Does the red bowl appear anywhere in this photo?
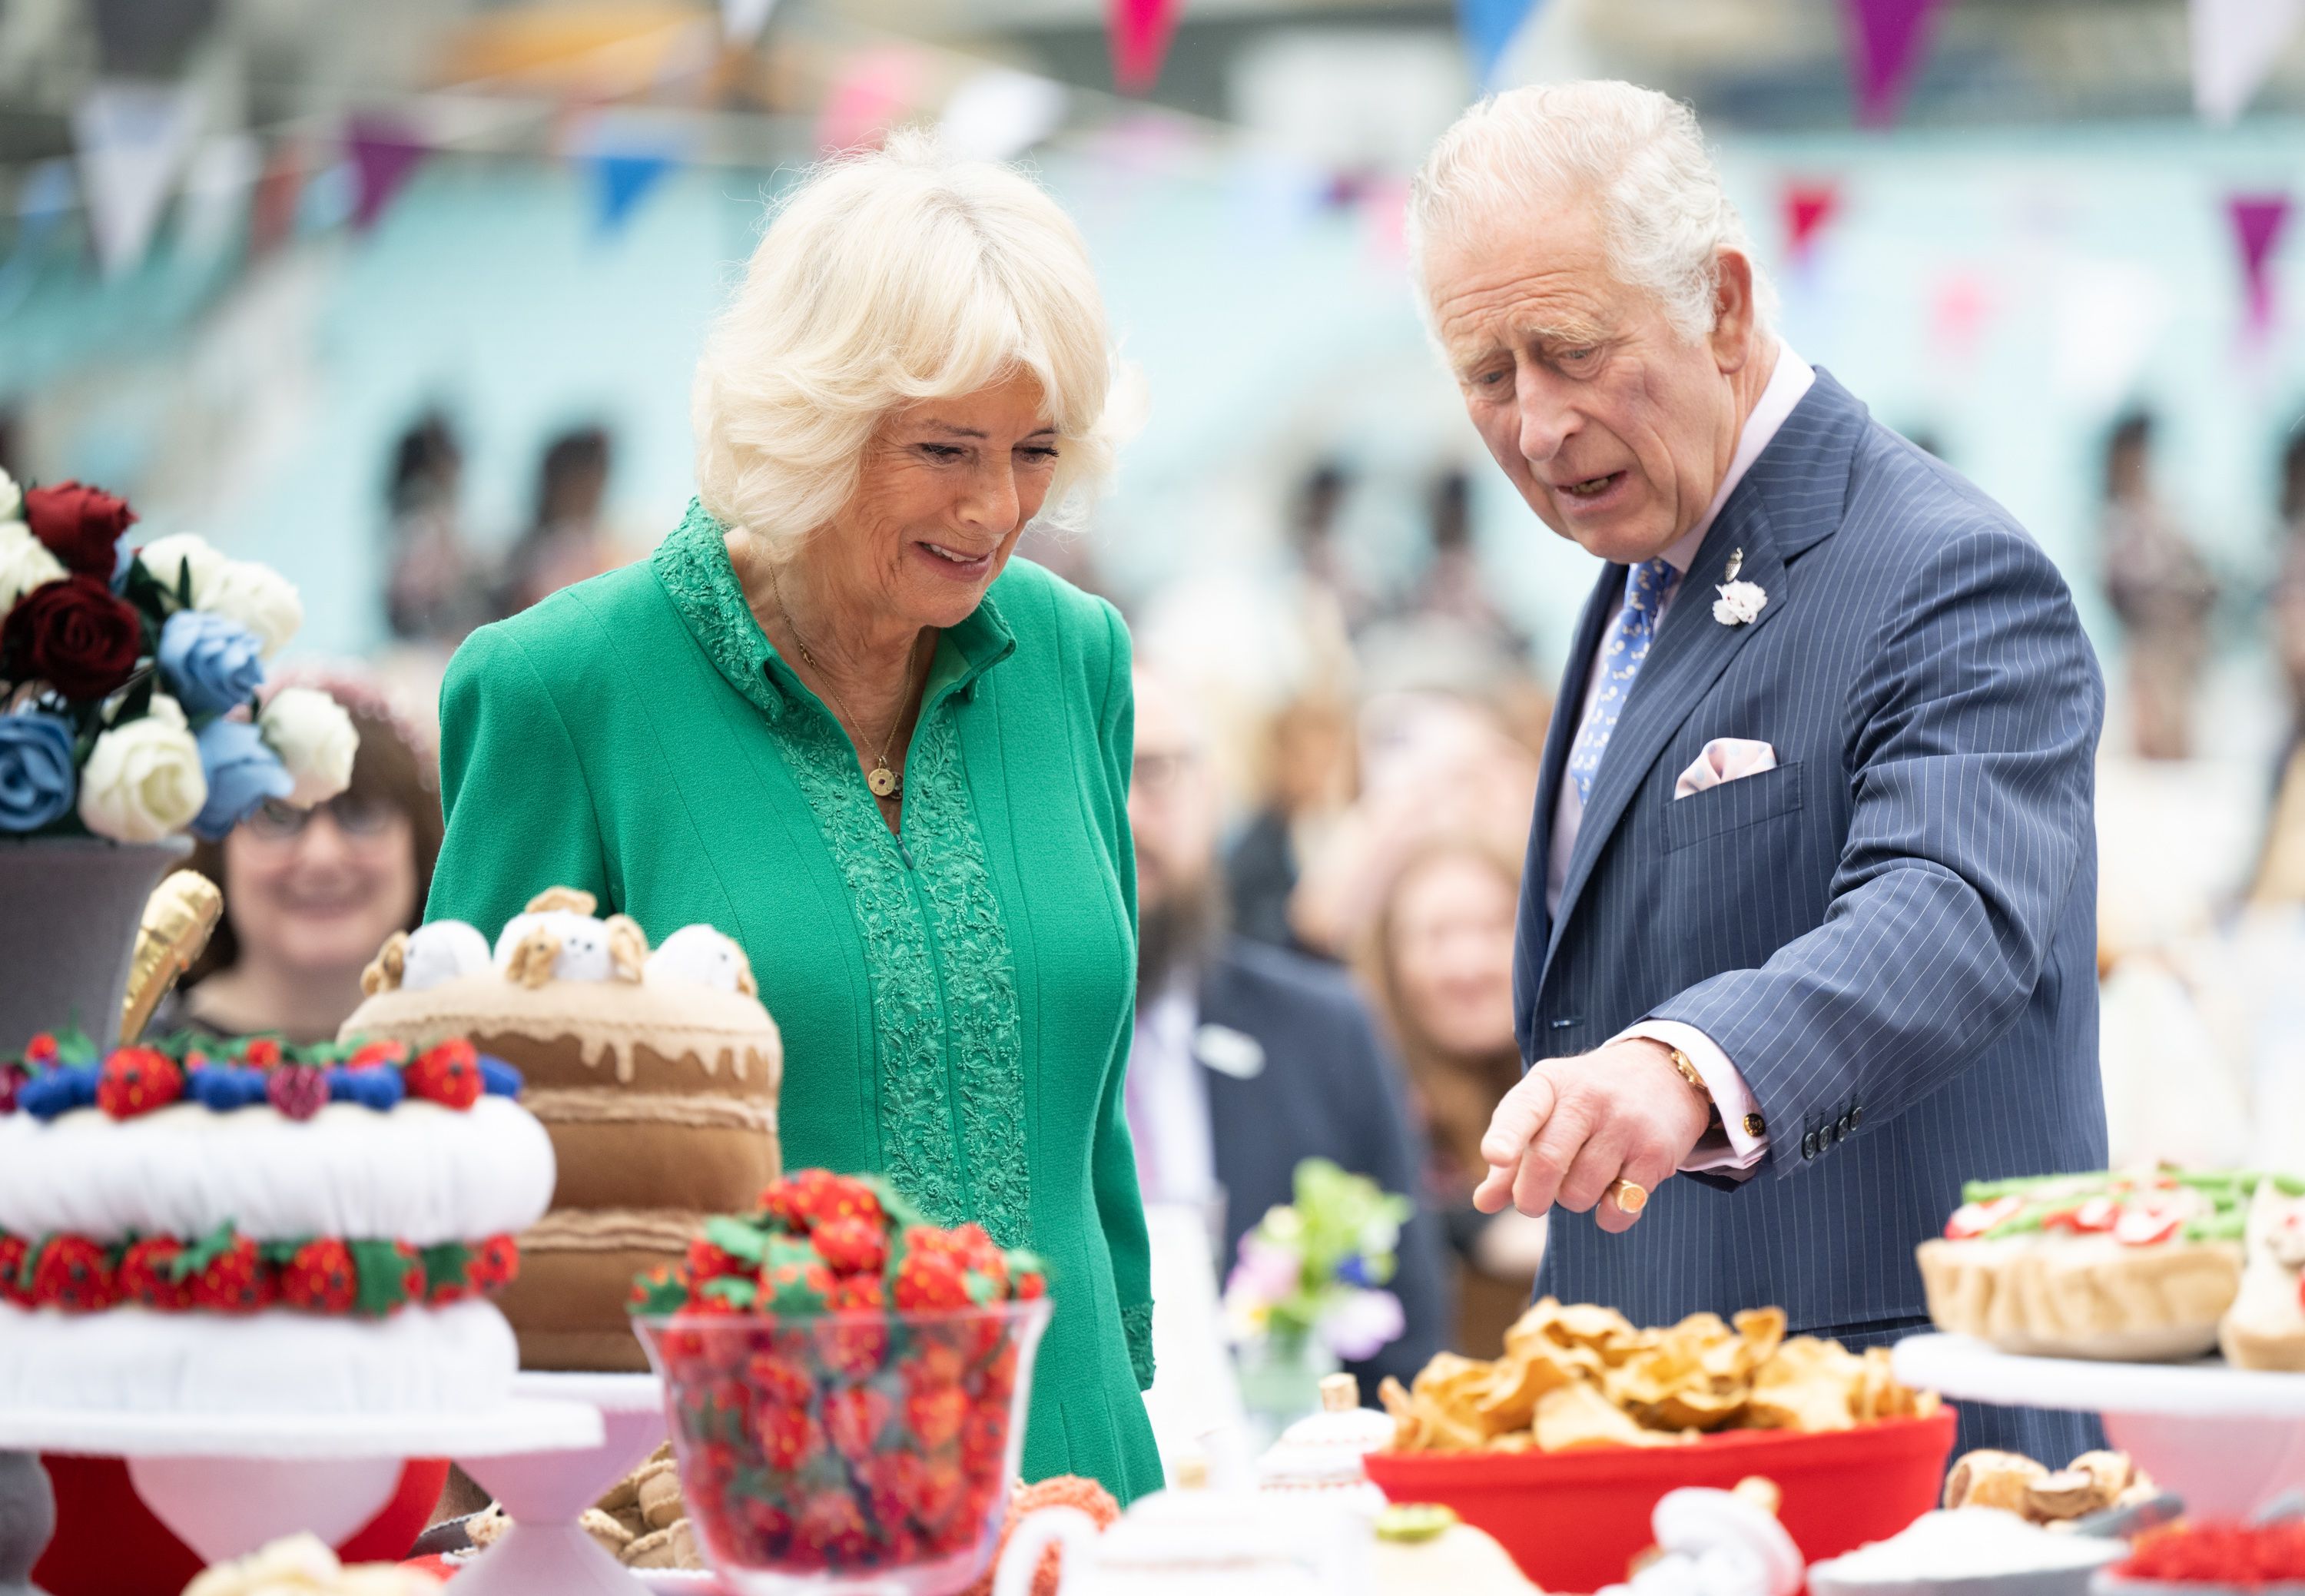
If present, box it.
[1364,1408,1957,1594]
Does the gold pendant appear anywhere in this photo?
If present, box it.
[867,763,899,798]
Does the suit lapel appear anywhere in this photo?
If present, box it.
[1543,485,1787,971]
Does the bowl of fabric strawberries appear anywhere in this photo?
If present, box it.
[629,1170,1055,1596]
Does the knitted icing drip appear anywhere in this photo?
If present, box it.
[650,503,1033,1249]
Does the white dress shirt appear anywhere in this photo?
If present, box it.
[1124,985,1220,1206]
[1543,343,1816,1176]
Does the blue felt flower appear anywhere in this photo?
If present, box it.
[20,1064,98,1120]
[478,1055,524,1098]
[191,717,294,842]
[158,609,266,718]
[0,710,77,834]
[327,1064,406,1111]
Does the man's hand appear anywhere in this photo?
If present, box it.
[1473,1040,1714,1233]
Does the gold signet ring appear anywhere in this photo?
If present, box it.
[1608,1178,1648,1215]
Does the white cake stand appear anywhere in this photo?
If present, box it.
[0,1401,601,1566]
[1894,1333,2305,1516]
[449,1372,670,1596]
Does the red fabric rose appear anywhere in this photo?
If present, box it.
[22,480,137,579]
[2,576,143,700]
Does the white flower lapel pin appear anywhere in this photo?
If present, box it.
[1713,549,1766,626]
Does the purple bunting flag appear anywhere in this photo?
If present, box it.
[347,115,427,233]
[1841,0,1948,128]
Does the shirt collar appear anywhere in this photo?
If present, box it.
[1659,340,1816,577]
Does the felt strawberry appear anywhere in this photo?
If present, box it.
[465,1233,519,1295]
[687,1231,755,1284]
[23,1033,58,1067]
[183,1230,265,1312]
[759,1170,884,1234]
[118,1237,192,1310]
[904,1379,968,1451]
[31,1236,118,1310]
[751,1398,824,1472]
[744,1349,815,1410]
[242,1037,284,1067]
[265,1063,328,1121]
[824,1384,893,1464]
[0,1233,31,1307]
[792,1488,873,1564]
[279,1239,358,1314]
[97,1047,183,1118]
[405,1039,482,1110]
[731,1495,795,1562]
[811,1215,887,1276]
[890,1236,972,1312]
[824,1272,889,1378]
[630,1266,693,1316]
[347,1039,410,1069]
[758,1236,834,1313]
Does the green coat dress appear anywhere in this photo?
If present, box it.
[426,500,1162,1503]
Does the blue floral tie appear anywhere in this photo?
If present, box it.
[1567,559,1679,805]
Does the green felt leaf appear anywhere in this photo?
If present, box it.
[257,1237,313,1268]
[700,1275,759,1311]
[421,1241,472,1295]
[704,1215,771,1265]
[628,1271,692,1316]
[51,1027,99,1068]
[348,1239,415,1317]
[169,1220,240,1282]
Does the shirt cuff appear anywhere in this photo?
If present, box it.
[1614,1019,1769,1176]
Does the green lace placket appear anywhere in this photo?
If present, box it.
[651,504,1034,1247]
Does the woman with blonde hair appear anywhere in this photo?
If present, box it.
[425,133,1159,1498]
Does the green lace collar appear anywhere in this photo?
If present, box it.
[651,499,1017,722]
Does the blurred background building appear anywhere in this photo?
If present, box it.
[4,0,2305,1355]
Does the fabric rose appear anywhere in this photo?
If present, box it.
[1712,579,1768,627]
[136,533,227,607]
[1,575,143,700]
[259,686,358,806]
[23,480,137,579]
[199,560,303,659]
[79,695,206,843]
[158,609,267,718]
[0,468,19,522]
[0,709,77,834]
[0,519,67,614]
[191,716,294,842]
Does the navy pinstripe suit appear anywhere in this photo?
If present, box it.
[1517,370,2107,1459]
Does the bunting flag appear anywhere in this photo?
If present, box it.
[178,132,259,258]
[2228,192,2293,338]
[2191,0,2305,124]
[71,79,202,276]
[346,115,428,232]
[940,69,1068,163]
[1840,0,1948,128]
[586,148,676,234]
[1109,0,1182,96]
[1456,0,1543,90]
[1782,180,1841,266]
[722,0,779,46]
[815,48,923,155]
[248,138,306,256]
[1927,269,1992,368]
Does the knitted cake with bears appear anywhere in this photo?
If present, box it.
[0,1026,555,1415]
[341,887,784,1372]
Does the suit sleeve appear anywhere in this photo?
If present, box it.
[427,622,612,930]
[1086,599,1156,1389]
[1650,527,2103,1180]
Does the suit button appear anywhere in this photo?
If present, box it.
[1834,1115,1849,1140]
[1802,1132,1817,1159]
[1849,1106,1863,1127]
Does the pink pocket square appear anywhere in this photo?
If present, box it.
[1674,738,1779,798]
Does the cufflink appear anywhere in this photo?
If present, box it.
[1743,1112,1766,1137]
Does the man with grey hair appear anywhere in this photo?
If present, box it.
[1418,81,2104,1459]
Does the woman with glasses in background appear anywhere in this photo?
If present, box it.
[153,674,441,1044]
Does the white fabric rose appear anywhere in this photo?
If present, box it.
[79,693,207,843]
[136,533,227,606]
[1712,579,1768,627]
[0,468,19,521]
[200,559,303,659]
[260,686,358,806]
[0,519,65,613]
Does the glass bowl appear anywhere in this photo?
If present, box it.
[633,1299,1052,1595]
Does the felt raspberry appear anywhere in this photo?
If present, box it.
[405,1039,482,1110]
[0,1233,31,1306]
[97,1047,183,1119]
[279,1239,357,1314]
[811,1214,888,1276]
[824,1272,889,1378]
[241,1037,284,1067]
[265,1063,329,1121]
[465,1233,519,1295]
[184,1232,264,1312]
[30,1236,118,1310]
[118,1237,192,1310]
[346,1039,410,1069]
[823,1384,893,1464]
[759,1170,884,1234]
[0,1064,23,1116]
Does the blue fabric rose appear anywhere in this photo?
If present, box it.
[159,609,266,717]
[0,710,78,834]
[191,716,293,842]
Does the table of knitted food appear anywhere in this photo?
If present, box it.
[0,1027,553,1415]
[1915,1168,2305,1363]
[340,887,784,1372]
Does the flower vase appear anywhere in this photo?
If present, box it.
[0,835,190,1053]
[1234,1334,1338,1454]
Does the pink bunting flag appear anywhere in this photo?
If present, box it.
[347,116,427,232]
[1783,181,1840,265]
[1840,0,1948,128]
[2228,192,2293,337]
[1109,0,1182,96]
[814,47,923,155]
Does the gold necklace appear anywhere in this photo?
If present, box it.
[768,568,904,800]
